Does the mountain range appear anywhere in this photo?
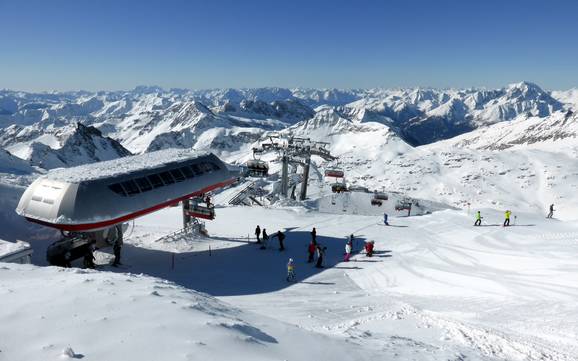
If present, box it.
[1,81,577,216]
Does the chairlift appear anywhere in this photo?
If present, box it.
[186,204,216,220]
[395,201,412,211]
[371,199,383,206]
[325,168,344,178]
[331,182,347,193]
[246,159,269,177]
[373,192,388,201]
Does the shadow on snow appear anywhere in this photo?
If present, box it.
[109,231,371,296]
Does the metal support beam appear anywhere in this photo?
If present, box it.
[182,199,191,228]
[299,155,311,201]
[281,154,289,197]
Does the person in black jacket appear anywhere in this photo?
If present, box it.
[112,237,123,266]
[276,230,286,251]
[260,229,269,250]
[255,225,261,243]
[547,204,555,219]
[311,227,317,243]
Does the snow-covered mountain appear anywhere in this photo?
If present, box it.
[0,148,34,175]
[343,82,563,145]
[1,122,131,169]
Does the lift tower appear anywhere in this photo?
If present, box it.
[252,135,337,200]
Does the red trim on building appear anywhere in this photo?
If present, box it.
[26,178,236,232]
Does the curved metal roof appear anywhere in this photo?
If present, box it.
[46,148,212,183]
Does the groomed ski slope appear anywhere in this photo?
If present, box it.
[1,205,577,360]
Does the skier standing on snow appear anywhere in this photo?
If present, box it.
[547,204,555,219]
[260,229,269,250]
[255,225,261,243]
[344,238,352,262]
[307,240,316,263]
[315,245,326,268]
[311,227,317,243]
[503,210,512,227]
[383,213,389,226]
[273,230,286,251]
[474,211,482,226]
[287,258,296,282]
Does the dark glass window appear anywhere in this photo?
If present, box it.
[159,171,175,184]
[108,183,127,196]
[180,166,194,179]
[191,164,203,175]
[170,168,185,182]
[148,174,164,188]
[121,180,140,195]
[200,162,212,173]
[135,177,152,192]
[209,162,220,171]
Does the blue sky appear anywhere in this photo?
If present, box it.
[1,0,577,91]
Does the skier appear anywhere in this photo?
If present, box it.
[83,242,96,269]
[311,227,317,243]
[112,237,123,266]
[547,204,555,219]
[474,211,482,226]
[255,225,261,243]
[364,240,374,257]
[260,229,269,250]
[274,230,286,251]
[205,194,212,208]
[315,245,326,268]
[503,210,512,227]
[383,213,389,226]
[307,240,316,263]
[344,238,352,262]
[286,258,296,282]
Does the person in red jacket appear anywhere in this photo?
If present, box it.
[365,240,374,257]
[307,240,316,263]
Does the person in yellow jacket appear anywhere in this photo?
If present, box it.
[503,210,512,227]
[474,211,482,226]
[286,258,296,282]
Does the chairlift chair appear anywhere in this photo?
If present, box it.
[246,159,269,177]
[395,201,412,211]
[371,199,383,206]
[373,192,388,201]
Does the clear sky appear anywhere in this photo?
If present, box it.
[1,0,577,91]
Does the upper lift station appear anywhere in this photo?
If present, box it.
[16,149,238,265]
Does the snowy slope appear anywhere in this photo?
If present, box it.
[85,205,578,361]
[0,263,381,361]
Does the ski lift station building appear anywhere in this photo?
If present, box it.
[16,149,238,232]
